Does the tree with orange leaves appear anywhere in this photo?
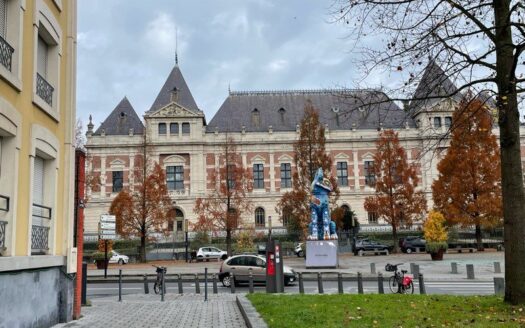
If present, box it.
[364,129,427,253]
[193,137,253,256]
[432,97,502,250]
[109,162,172,262]
[276,101,340,239]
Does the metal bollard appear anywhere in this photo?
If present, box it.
[204,268,208,302]
[248,270,254,294]
[418,273,426,295]
[357,272,364,294]
[412,264,420,278]
[466,264,475,279]
[178,274,183,294]
[317,272,324,294]
[212,274,218,294]
[298,272,304,294]
[337,273,344,294]
[494,262,501,274]
[370,263,376,274]
[118,269,122,302]
[143,274,149,294]
[451,262,458,274]
[161,270,165,302]
[195,274,200,294]
[377,273,384,294]
[494,277,505,296]
[230,274,236,293]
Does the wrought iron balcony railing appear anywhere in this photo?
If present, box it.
[0,220,7,251]
[0,35,14,72]
[31,203,52,254]
[0,194,9,212]
[36,73,54,107]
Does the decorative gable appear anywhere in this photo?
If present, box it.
[147,103,202,118]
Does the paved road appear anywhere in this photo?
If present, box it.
[87,279,496,299]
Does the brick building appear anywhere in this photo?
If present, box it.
[84,61,525,238]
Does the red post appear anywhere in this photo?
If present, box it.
[73,150,86,320]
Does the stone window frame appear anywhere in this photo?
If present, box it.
[158,122,167,135]
[28,124,59,256]
[363,159,376,188]
[254,207,265,228]
[32,0,62,121]
[280,162,292,189]
[0,0,23,91]
[164,155,186,191]
[0,98,20,256]
[336,161,348,187]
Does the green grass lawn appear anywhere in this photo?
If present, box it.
[247,294,525,327]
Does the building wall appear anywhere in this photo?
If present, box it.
[0,0,77,325]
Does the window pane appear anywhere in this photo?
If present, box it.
[444,116,452,128]
[255,207,265,227]
[166,166,175,190]
[170,123,179,135]
[280,163,291,188]
[158,123,167,135]
[433,117,442,128]
[112,171,123,192]
[37,36,48,77]
[175,165,184,190]
[176,220,183,231]
[368,212,378,224]
[336,162,348,186]
[253,164,264,189]
[364,161,375,187]
[182,123,190,134]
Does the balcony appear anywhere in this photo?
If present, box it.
[0,220,6,251]
[31,203,52,255]
[0,35,14,72]
[36,73,54,107]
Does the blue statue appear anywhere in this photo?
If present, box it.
[308,168,338,240]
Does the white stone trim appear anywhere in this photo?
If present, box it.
[0,255,65,272]
[0,0,24,91]
[277,154,293,162]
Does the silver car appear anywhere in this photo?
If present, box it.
[218,254,296,287]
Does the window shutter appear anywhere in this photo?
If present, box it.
[33,156,45,225]
[37,36,48,77]
[0,0,6,39]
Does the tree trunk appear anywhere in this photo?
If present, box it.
[392,224,399,253]
[475,224,484,251]
[226,229,232,256]
[140,235,146,263]
[494,0,525,304]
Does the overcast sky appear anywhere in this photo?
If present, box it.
[76,0,387,128]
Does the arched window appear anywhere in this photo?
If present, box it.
[255,207,265,228]
[282,206,292,227]
[278,107,286,123]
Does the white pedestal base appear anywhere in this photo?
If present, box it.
[306,240,338,269]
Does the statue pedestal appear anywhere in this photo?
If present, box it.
[306,240,338,269]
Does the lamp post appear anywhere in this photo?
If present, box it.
[268,215,272,241]
[184,219,189,263]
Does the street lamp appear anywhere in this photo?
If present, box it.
[268,215,272,241]
[184,219,189,263]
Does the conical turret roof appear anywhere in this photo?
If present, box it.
[147,65,199,113]
[94,97,144,135]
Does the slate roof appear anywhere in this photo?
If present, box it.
[409,61,461,115]
[146,65,200,114]
[94,97,144,135]
[206,89,415,133]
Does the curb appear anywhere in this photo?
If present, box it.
[236,294,268,328]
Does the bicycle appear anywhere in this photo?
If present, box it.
[385,263,414,294]
[152,265,167,294]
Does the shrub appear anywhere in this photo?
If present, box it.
[424,210,448,252]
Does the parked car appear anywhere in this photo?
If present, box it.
[354,239,390,256]
[294,243,305,257]
[196,247,228,261]
[399,236,426,253]
[218,254,296,287]
[109,250,129,265]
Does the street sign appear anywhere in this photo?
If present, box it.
[99,234,116,240]
[100,222,116,230]
[100,215,116,223]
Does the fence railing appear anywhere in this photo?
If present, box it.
[31,203,52,254]
[0,220,7,250]
[0,194,9,212]
[0,35,14,72]
[36,73,54,106]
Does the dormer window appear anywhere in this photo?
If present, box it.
[278,108,286,123]
[252,108,260,127]
[170,87,178,103]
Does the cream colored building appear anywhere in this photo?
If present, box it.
[0,0,77,325]
[85,61,525,239]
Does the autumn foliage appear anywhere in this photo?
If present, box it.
[276,101,340,238]
[432,97,502,250]
[423,210,448,253]
[109,162,172,262]
[193,137,253,256]
[364,130,427,252]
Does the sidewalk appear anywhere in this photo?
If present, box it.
[53,294,247,328]
[88,252,505,281]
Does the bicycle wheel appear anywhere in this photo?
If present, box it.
[388,276,399,293]
[153,282,161,294]
[401,281,414,294]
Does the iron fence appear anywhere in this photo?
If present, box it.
[0,194,8,212]
[0,220,7,250]
[36,73,54,106]
[0,35,14,71]
[31,203,52,254]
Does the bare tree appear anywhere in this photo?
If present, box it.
[334,0,525,304]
